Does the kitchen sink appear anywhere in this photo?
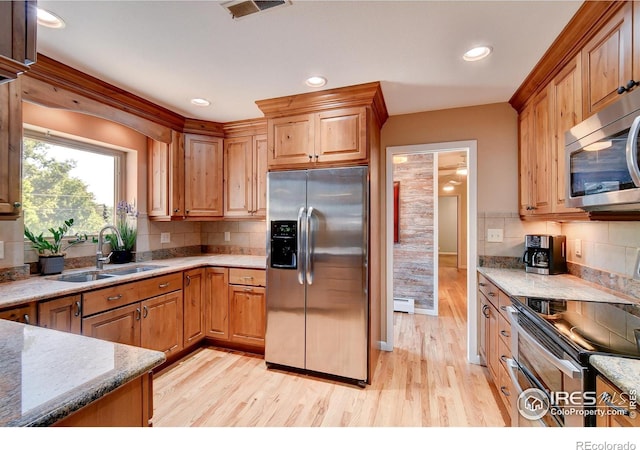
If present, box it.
[105,265,167,276]
[51,271,118,283]
[49,265,167,282]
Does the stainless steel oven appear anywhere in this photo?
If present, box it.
[505,304,586,427]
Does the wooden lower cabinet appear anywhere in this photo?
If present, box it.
[205,267,229,340]
[183,268,205,347]
[596,375,640,427]
[228,284,266,347]
[82,291,183,358]
[54,372,153,427]
[38,295,81,334]
[0,302,36,325]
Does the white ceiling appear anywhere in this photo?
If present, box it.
[36,0,583,123]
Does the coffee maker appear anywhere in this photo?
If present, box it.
[523,235,567,275]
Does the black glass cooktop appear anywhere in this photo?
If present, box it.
[511,296,640,361]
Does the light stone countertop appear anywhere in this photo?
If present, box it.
[477,267,636,304]
[590,355,640,398]
[0,319,165,426]
[0,254,266,310]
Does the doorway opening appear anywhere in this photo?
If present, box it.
[385,141,479,363]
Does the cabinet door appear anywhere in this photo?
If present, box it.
[184,134,223,217]
[205,267,229,340]
[0,302,36,324]
[0,1,36,81]
[0,80,22,218]
[183,268,205,347]
[169,130,185,219]
[518,103,535,216]
[253,134,268,217]
[148,138,169,219]
[82,303,141,347]
[552,55,583,214]
[596,375,640,427]
[267,114,314,168]
[478,295,488,365]
[38,295,82,334]
[315,107,367,164]
[224,136,252,217]
[141,291,184,357]
[486,301,499,383]
[229,285,266,348]
[582,2,632,118]
[531,85,553,215]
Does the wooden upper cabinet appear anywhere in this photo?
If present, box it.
[38,295,82,335]
[531,85,553,215]
[169,131,185,219]
[581,2,633,118]
[315,107,367,164]
[224,134,267,218]
[0,1,37,83]
[0,79,22,219]
[148,138,170,219]
[268,114,315,168]
[184,134,223,218]
[552,55,584,214]
[518,103,534,216]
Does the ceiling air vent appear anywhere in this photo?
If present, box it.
[222,1,290,20]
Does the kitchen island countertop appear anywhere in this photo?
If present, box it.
[0,319,165,426]
[590,355,640,398]
[0,254,266,310]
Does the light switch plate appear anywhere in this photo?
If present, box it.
[575,239,582,257]
[224,231,231,242]
[160,232,170,244]
[487,229,503,243]
[0,241,4,259]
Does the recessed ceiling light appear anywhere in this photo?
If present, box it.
[190,98,211,107]
[305,76,327,88]
[36,8,66,29]
[456,166,468,176]
[463,45,492,62]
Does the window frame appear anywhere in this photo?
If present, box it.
[22,129,126,235]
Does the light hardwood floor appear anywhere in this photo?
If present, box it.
[153,266,506,427]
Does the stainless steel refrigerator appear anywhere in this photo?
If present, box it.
[265,166,369,383]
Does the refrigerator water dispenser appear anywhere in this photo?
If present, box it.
[270,220,297,269]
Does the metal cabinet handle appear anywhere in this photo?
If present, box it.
[136,307,141,321]
[173,208,180,213]
[308,155,313,160]
[159,282,170,288]
[143,306,148,318]
[601,392,632,416]
[74,301,81,317]
[482,304,490,318]
[244,287,253,292]
[185,275,191,287]
[107,294,123,301]
[479,282,487,287]
[500,355,509,363]
[500,330,510,338]
[500,386,511,397]
[500,305,508,312]
[13,202,21,208]
[23,314,30,325]
[488,292,496,297]
[314,154,319,160]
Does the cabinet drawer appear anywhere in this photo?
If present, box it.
[229,268,265,287]
[478,274,499,307]
[498,313,511,351]
[498,332,512,370]
[83,273,183,317]
[0,303,37,325]
[498,359,515,425]
[137,273,182,300]
[498,291,512,320]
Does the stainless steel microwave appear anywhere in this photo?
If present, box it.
[565,88,640,211]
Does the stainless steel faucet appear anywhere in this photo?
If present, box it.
[96,225,124,269]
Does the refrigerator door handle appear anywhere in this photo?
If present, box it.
[306,206,315,285]
[297,206,306,285]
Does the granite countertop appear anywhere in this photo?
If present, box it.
[477,267,636,304]
[590,355,640,398]
[0,254,266,310]
[0,320,165,426]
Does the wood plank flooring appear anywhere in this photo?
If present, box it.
[153,265,506,427]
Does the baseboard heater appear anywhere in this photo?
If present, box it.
[393,297,415,314]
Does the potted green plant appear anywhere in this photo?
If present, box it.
[105,200,137,264]
[24,218,88,275]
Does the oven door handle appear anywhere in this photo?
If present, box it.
[626,115,640,188]
[506,306,583,380]
[503,356,554,427]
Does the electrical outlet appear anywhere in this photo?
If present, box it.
[160,232,170,244]
[224,231,231,242]
[575,239,582,257]
[487,229,503,243]
[0,241,4,259]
